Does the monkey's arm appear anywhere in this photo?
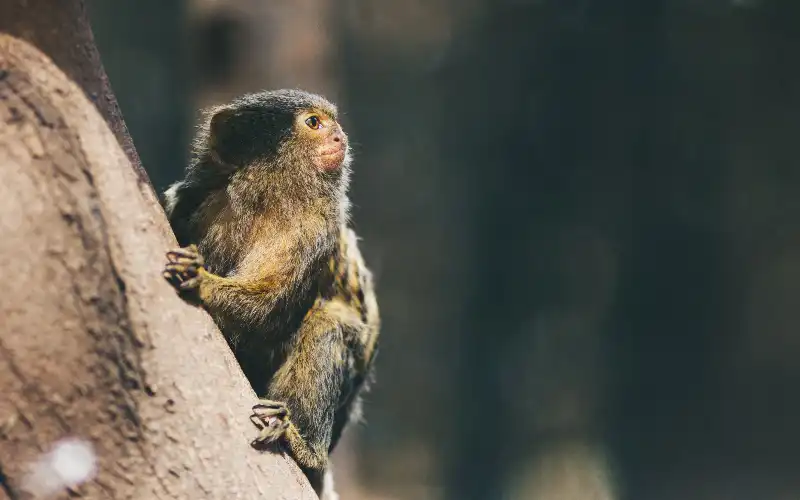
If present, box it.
[163,244,289,327]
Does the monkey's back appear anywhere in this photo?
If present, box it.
[325,227,380,450]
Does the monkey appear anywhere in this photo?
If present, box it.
[160,89,380,497]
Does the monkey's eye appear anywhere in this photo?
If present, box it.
[305,115,322,130]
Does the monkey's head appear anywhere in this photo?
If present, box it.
[196,89,352,204]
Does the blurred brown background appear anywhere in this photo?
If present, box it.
[87,1,800,499]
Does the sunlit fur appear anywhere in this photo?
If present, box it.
[163,89,379,496]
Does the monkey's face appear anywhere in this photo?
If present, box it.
[208,90,350,181]
[293,109,349,173]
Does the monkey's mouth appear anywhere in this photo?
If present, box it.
[316,147,346,171]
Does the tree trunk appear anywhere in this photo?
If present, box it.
[0,32,314,500]
[0,0,148,191]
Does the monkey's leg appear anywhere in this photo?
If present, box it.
[250,303,346,475]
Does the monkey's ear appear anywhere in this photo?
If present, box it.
[208,107,245,166]
[206,105,284,167]
[209,107,236,135]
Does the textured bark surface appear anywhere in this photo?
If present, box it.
[0,0,147,190]
[0,34,315,499]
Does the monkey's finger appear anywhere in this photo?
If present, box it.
[167,247,203,262]
[169,243,198,254]
[163,262,190,273]
[251,422,288,447]
[249,414,266,430]
[164,262,199,275]
[166,254,201,267]
[252,399,289,417]
[179,277,202,290]
[166,254,201,266]
[253,398,286,408]
[166,250,188,262]
[162,269,186,284]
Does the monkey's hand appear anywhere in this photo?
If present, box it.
[163,244,206,305]
[250,399,291,447]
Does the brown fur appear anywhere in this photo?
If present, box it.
[161,89,380,496]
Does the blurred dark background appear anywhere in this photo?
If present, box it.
[87,1,800,499]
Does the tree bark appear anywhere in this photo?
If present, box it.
[0,33,314,500]
[0,0,149,195]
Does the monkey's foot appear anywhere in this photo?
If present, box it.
[250,399,290,448]
[163,244,205,299]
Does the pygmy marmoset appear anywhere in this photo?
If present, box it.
[161,89,380,496]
